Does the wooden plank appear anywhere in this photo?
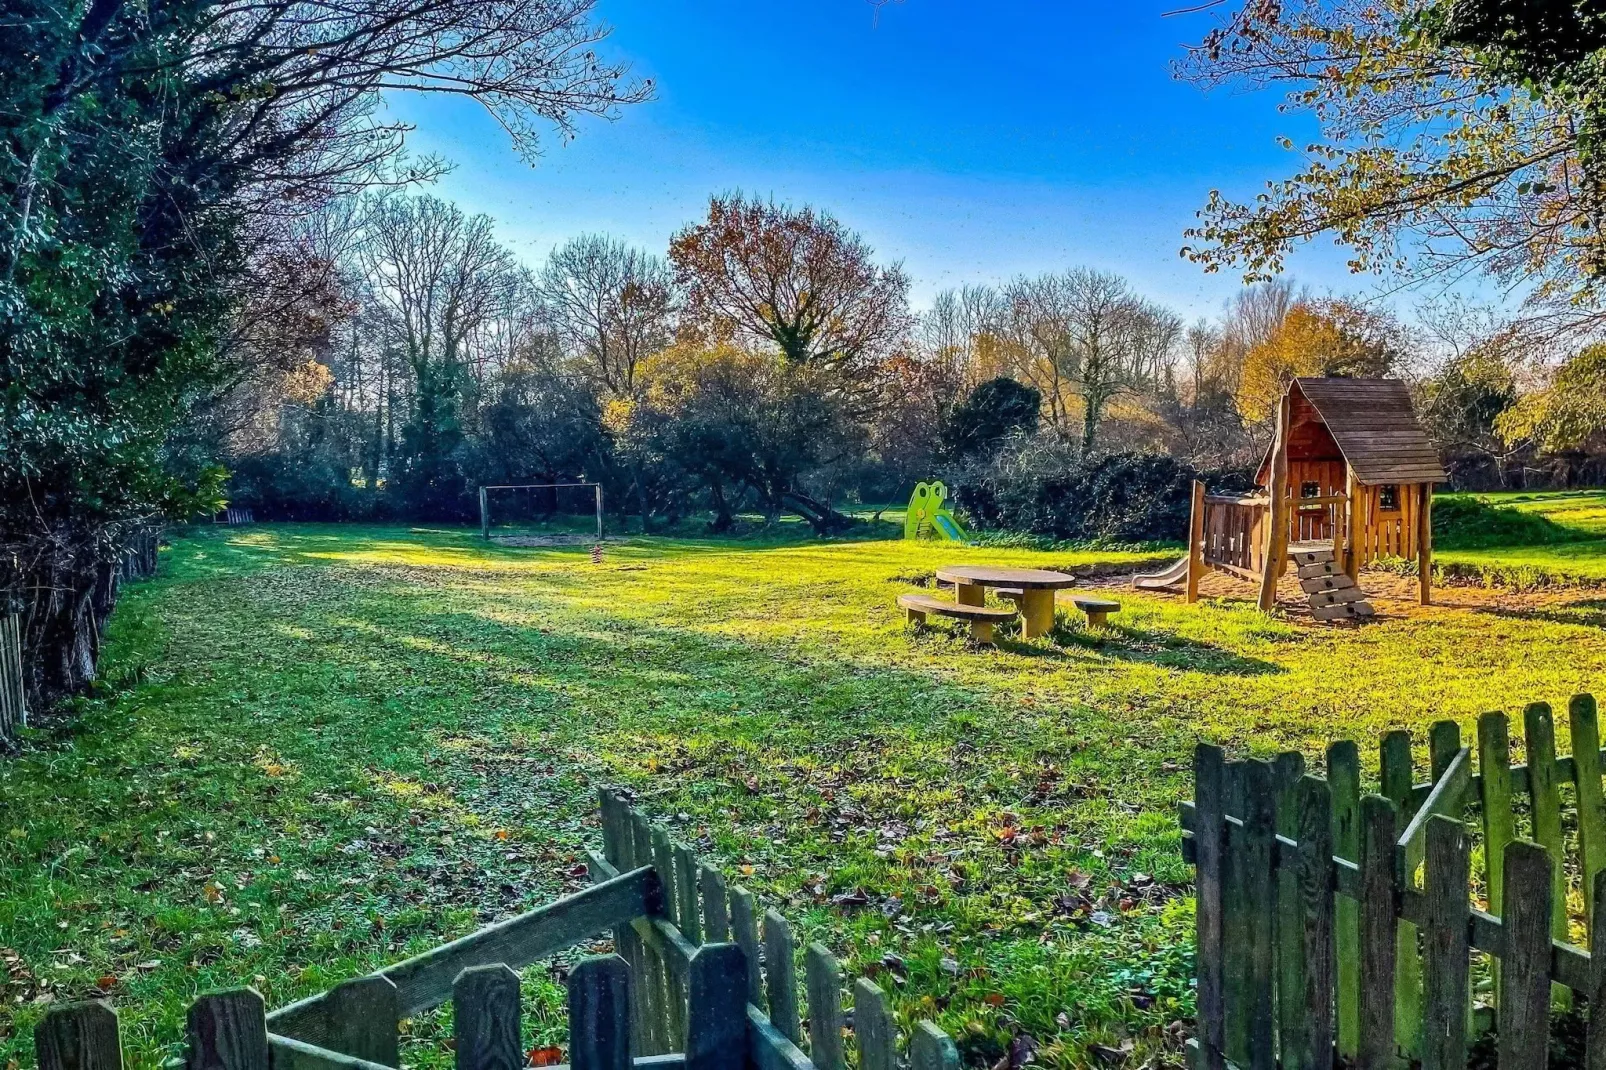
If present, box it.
[1289,775,1334,1070]
[454,964,522,1070]
[188,989,269,1070]
[1357,795,1398,1070]
[1329,740,1362,1060]
[1187,480,1204,604]
[1380,732,1421,1063]
[686,946,746,1070]
[598,796,648,1055]
[1479,711,1515,1005]
[266,1035,396,1070]
[1499,840,1554,1069]
[1524,701,1570,1006]
[909,1023,959,1070]
[1234,760,1276,1068]
[1299,571,1354,591]
[745,1006,813,1070]
[804,944,846,1070]
[728,886,764,1006]
[632,813,668,1056]
[699,867,730,943]
[35,1001,123,1070]
[324,976,399,1068]
[1573,695,1606,933]
[567,957,629,1070]
[1259,391,1292,611]
[1587,869,1606,1069]
[762,910,801,1044]
[1193,744,1226,1070]
[1418,483,1433,605]
[270,866,656,1025]
[852,980,895,1070]
[1421,817,1469,1070]
[674,844,702,946]
[1312,601,1375,621]
[1310,586,1368,607]
[1273,752,1307,1067]
[651,827,686,1050]
[1397,748,1470,881]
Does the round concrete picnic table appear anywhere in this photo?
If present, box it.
[934,565,1076,638]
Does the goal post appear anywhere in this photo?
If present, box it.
[480,482,604,541]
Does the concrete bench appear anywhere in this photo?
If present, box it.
[1071,597,1122,627]
[898,594,1017,645]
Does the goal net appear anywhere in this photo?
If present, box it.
[480,483,604,544]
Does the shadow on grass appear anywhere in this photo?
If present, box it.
[980,616,1283,677]
[1460,598,1606,631]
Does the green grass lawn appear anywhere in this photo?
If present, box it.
[1436,489,1606,583]
[6,525,1606,1069]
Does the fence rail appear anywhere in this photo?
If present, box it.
[1182,693,1606,1068]
[33,790,964,1070]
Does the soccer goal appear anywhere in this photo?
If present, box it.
[479,483,604,544]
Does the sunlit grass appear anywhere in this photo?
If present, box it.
[1437,489,1606,582]
[4,524,1606,1068]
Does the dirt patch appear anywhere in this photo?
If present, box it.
[490,534,612,548]
[1079,564,1606,627]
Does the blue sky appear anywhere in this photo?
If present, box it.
[382,0,1369,319]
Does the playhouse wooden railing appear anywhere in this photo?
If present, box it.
[33,790,964,1070]
[1200,494,1270,582]
[1180,694,1606,1069]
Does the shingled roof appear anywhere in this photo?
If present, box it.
[1288,377,1447,485]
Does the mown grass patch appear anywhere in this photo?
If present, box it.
[4,525,1606,1068]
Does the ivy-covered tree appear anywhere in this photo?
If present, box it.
[0,0,647,713]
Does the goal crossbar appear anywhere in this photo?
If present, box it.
[479,482,604,541]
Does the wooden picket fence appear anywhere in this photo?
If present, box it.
[217,508,254,526]
[0,602,26,743]
[31,789,964,1070]
[1181,693,1606,1068]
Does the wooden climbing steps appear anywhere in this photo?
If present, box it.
[1289,544,1375,621]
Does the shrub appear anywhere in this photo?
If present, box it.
[951,438,1251,543]
[1431,496,1588,550]
[941,377,1040,461]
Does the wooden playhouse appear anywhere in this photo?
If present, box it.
[1135,377,1447,619]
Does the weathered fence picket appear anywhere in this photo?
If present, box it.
[1184,691,1606,1066]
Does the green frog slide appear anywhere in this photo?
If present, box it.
[1131,555,1189,590]
[904,481,969,542]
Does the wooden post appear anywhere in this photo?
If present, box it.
[1187,480,1205,605]
[324,975,400,1067]
[1291,776,1334,1070]
[455,965,523,1070]
[699,866,730,943]
[567,956,630,1070]
[1477,712,1514,1005]
[910,1023,960,1070]
[805,945,846,1070]
[1193,745,1226,1070]
[1258,391,1292,612]
[187,989,269,1070]
[479,487,490,539]
[1421,817,1469,1070]
[1499,841,1554,1068]
[852,980,895,1070]
[685,945,746,1070]
[1357,795,1399,1070]
[1328,741,1362,1061]
[1573,695,1606,932]
[1524,702,1570,1007]
[1380,732,1422,1062]
[1418,483,1433,605]
[35,1001,123,1070]
[1345,468,1364,580]
[762,909,801,1043]
[728,886,764,1006]
[1587,869,1606,1066]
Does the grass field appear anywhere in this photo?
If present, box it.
[1436,489,1606,582]
[6,524,1606,1069]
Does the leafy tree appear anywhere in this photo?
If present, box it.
[1498,343,1606,454]
[540,235,677,402]
[941,377,1041,461]
[669,194,912,378]
[1178,0,1604,327]
[1236,299,1404,421]
[994,268,1181,456]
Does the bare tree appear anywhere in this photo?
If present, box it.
[540,234,677,401]
[995,268,1182,455]
[918,285,1003,387]
[669,194,912,377]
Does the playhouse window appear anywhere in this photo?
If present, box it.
[1378,484,1400,511]
[1300,481,1321,499]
